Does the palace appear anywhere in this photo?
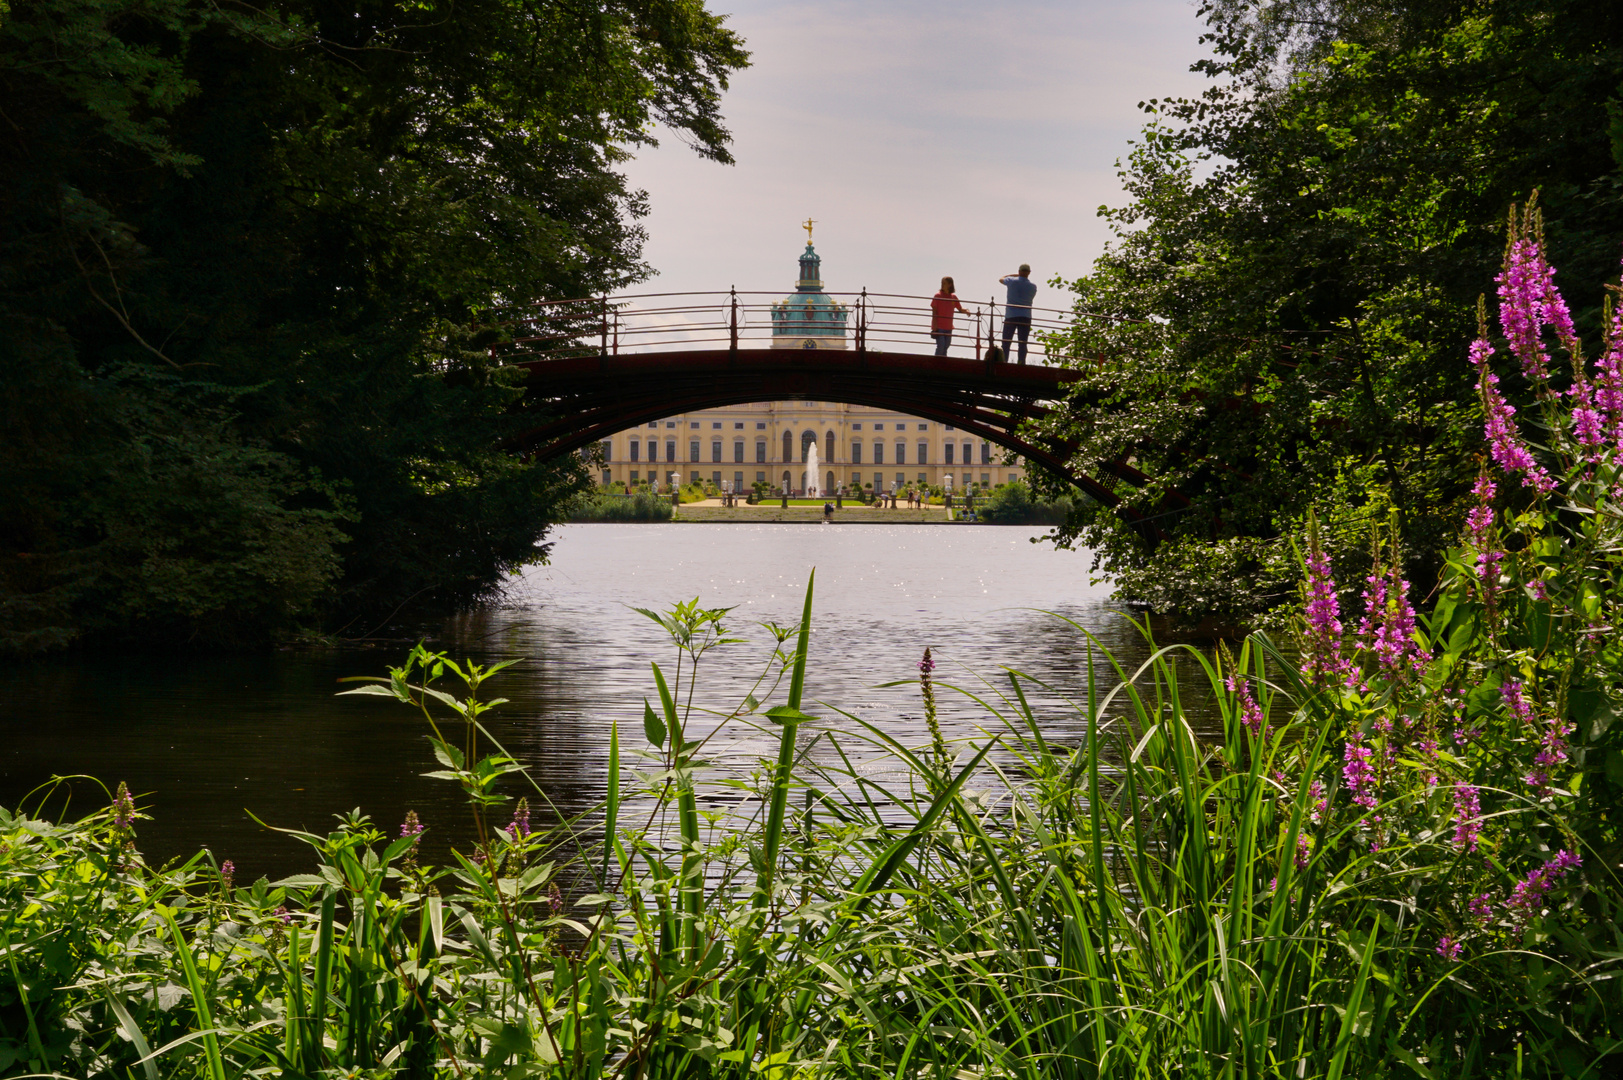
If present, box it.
[590,236,1025,494]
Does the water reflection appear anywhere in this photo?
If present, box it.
[0,524,1218,879]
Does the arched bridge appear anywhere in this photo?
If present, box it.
[495,291,1187,537]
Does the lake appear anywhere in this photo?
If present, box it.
[0,524,1218,879]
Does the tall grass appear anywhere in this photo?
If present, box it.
[2,570,1615,1077]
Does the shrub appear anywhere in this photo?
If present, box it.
[565,491,674,522]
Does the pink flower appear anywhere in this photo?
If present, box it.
[1435,936,1463,962]
[1468,893,1495,923]
[1505,850,1582,929]
[1225,672,1266,737]
[1343,739,1377,810]
[1359,566,1429,678]
[1308,779,1327,823]
[1451,784,1482,852]
[1501,681,1535,726]
[1302,545,1352,685]
[1473,338,1556,493]
[1497,238,1553,383]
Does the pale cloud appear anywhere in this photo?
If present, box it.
[618,0,1215,303]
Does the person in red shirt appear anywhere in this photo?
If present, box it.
[930,276,969,356]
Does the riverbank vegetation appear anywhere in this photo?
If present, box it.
[1037,0,1623,623]
[567,491,677,523]
[4,250,1619,1076]
[0,0,748,655]
[974,480,1079,525]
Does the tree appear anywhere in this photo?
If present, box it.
[0,0,749,651]
[1035,0,1623,621]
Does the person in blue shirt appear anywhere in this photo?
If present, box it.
[997,264,1037,364]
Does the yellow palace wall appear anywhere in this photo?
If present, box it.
[582,402,1025,491]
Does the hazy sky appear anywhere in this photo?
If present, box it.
[618,0,1215,306]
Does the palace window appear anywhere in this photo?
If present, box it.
[917,442,928,464]
[690,422,700,429]
[689,440,700,461]
[895,441,906,465]
[873,442,884,464]
[630,441,640,462]
[734,471,744,486]
[800,430,816,462]
[980,442,991,464]
[945,425,954,431]
[648,421,658,428]
[667,422,677,428]
[782,431,793,462]
[756,440,767,463]
[962,442,973,463]
[711,440,722,463]
[918,424,928,431]
[944,444,954,465]
[734,422,744,429]
[852,423,862,430]
[712,471,722,483]
[756,471,766,482]
[666,440,676,461]
[851,441,862,464]
[825,430,835,463]
[873,423,884,431]
[756,422,766,429]
[733,440,744,463]
[981,473,990,485]
[712,422,722,429]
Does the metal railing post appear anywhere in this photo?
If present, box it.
[858,287,867,352]
[613,306,620,355]
[729,286,738,354]
[600,296,609,357]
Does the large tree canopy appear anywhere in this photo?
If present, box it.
[0,0,748,652]
[1036,0,1623,621]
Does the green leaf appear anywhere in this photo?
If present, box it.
[643,699,666,748]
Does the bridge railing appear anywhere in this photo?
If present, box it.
[492,290,1098,365]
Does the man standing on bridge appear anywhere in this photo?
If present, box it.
[997,264,1037,364]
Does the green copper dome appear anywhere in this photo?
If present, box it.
[772,242,848,343]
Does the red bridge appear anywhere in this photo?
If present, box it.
[496,291,1183,537]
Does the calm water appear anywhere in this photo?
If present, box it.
[0,524,1215,879]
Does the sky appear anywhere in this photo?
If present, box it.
[618,0,1217,305]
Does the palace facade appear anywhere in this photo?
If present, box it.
[588,239,1025,493]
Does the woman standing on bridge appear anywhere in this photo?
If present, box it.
[930,276,969,356]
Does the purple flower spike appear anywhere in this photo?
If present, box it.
[1435,936,1463,962]
[111,782,136,831]
[1342,739,1377,811]
[1225,672,1266,737]
[1505,850,1582,929]
[1451,784,1482,852]
[1497,238,1554,383]
[1473,338,1556,493]
[1302,544,1352,685]
[508,798,531,840]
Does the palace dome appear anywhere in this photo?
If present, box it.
[771,242,849,349]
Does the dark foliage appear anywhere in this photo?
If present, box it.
[1035,0,1623,621]
[0,0,748,652]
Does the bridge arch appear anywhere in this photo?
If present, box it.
[504,347,1185,541]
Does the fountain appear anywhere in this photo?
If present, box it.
[803,441,822,497]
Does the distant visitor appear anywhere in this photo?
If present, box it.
[998,264,1037,364]
[930,276,969,356]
